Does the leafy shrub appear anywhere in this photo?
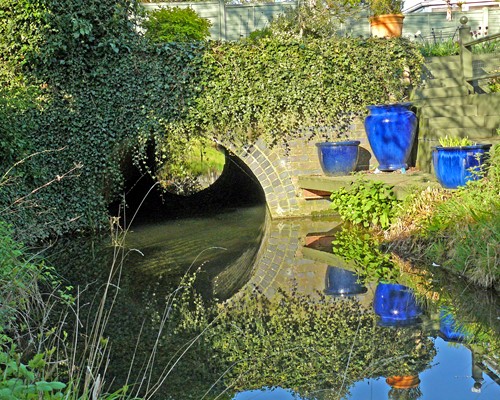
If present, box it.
[329,180,400,229]
[256,1,362,40]
[0,0,207,241]
[183,37,423,147]
[0,341,66,400]
[423,144,500,288]
[203,287,435,396]
[143,7,211,42]
[438,135,473,147]
[488,70,500,93]
[0,221,40,332]
[368,0,404,16]
[392,143,500,289]
[332,226,399,282]
[417,38,460,57]
[0,1,423,242]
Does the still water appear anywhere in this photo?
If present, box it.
[49,204,500,400]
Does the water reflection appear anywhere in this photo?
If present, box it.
[324,266,367,297]
[373,283,423,327]
[45,206,499,400]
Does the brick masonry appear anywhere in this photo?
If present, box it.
[223,117,373,218]
[231,213,376,309]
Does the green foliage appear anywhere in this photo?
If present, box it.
[185,37,423,146]
[263,1,362,40]
[142,6,212,43]
[438,135,473,147]
[203,287,435,396]
[368,0,404,16]
[248,27,273,42]
[0,0,207,241]
[417,38,460,57]
[0,219,74,344]
[488,70,500,93]
[0,84,38,167]
[0,0,422,242]
[0,221,41,332]
[329,180,400,229]
[417,36,499,57]
[0,341,66,400]
[332,226,399,282]
[403,144,500,288]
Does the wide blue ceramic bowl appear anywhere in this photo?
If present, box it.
[432,144,491,189]
[316,141,360,176]
[439,308,469,342]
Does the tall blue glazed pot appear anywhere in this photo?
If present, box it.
[324,266,367,296]
[432,144,491,189]
[373,283,422,326]
[364,103,417,171]
[316,141,360,176]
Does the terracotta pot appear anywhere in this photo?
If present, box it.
[369,14,405,38]
[386,375,420,389]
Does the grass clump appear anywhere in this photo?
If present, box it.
[418,38,460,57]
[390,143,500,289]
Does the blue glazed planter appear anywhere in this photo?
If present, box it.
[324,266,367,296]
[439,308,469,342]
[373,283,422,326]
[364,103,417,171]
[316,141,360,176]
[432,144,492,189]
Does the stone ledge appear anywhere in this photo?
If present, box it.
[297,170,441,201]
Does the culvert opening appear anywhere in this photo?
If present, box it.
[116,147,266,222]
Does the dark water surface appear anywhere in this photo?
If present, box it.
[48,204,500,400]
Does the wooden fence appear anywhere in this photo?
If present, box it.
[140,2,500,41]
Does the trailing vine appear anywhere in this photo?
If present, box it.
[175,37,423,147]
[0,0,423,242]
[0,1,206,241]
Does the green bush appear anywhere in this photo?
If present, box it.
[0,341,66,400]
[0,221,40,332]
[395,142,500,289]
[143,7,212,43]
[0,0,207,242]
[0,1,423,242]
[332,226,399,282]
[423,144,500,288]
[417,38,460,57]
[180,37,423,147]
[259,1,363,40]
[329,180,400,229]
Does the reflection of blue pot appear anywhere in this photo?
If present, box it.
[364,103,417,171]
[316,141,360,176]
[324,266,367,296]
[439,308,469,342]
[432,144,491,189]
[373,283,422,326]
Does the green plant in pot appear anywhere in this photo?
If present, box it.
[432,136,492,189]
[368,0,405,38]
